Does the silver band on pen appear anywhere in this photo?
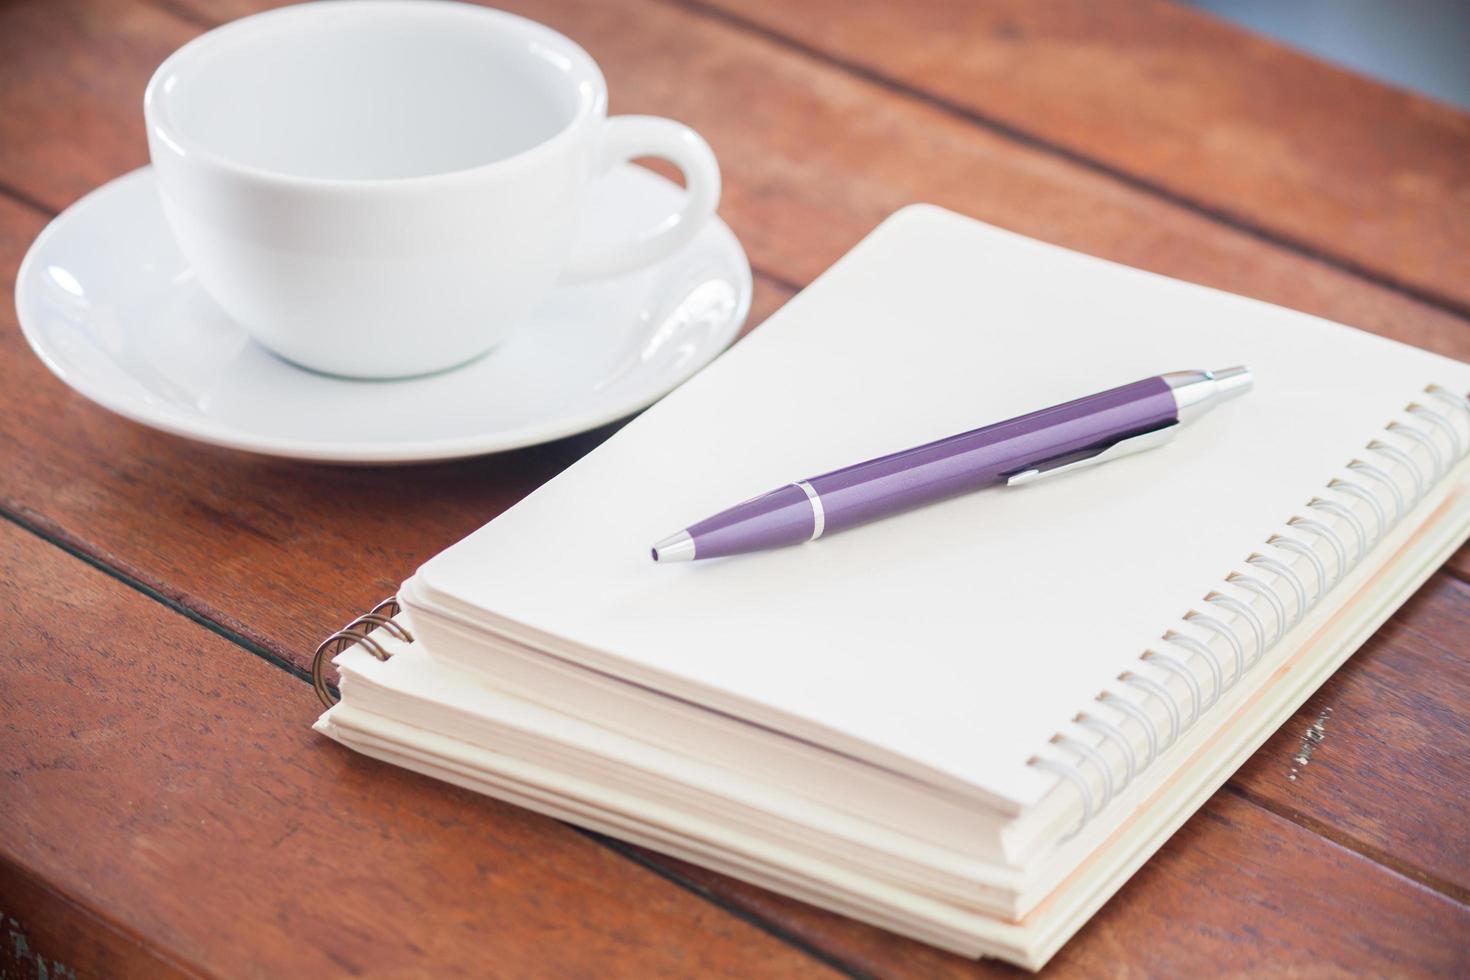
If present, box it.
[794,480,825,540]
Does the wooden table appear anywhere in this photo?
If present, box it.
[3,1,1468,975]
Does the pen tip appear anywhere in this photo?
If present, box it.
[651,530,695,563]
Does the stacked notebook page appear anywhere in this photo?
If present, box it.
[315,205,1470,969]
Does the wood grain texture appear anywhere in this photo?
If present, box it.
[1,855,198,980]
[1232,573,1470,899]
[0,193,792,677]
[0,0,1461,672]
[640,788,1470,977]
[3,0,1468,361]
[2,0,1469,975]
[1447,545,1470,583]
[1,0,1461,879]
[0,0,164,210]
[4,499,1468,979]
[697,0,1470,317]
[0,518,834,979]
[634,582,1470,973]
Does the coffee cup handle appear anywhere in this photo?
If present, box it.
[560,115,721,282]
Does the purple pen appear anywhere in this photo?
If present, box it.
[651,368,1252,562]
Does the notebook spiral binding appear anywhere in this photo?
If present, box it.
[310,385,1470,837]
[312,597,414,707]
[1029,384,1470,840]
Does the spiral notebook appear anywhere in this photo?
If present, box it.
[313,205,1470,969]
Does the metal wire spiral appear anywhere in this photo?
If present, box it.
[311,597,413,707]
[1030,385,1469,840]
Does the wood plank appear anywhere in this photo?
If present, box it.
[0,0,165,208]
[635,583,1470,972]
[695,0,1470,317]
[1232,572,1470,899]
[1449,545,1470,583]
[0,0,1462,679]
[0,192,791,676]
[0,518,833,978]
[2,0,1468,971]
[6,513,1466,977]
[635,788,1470,977]
[3,0,1468,361]
[1,856,197,980]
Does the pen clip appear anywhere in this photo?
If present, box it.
[1005,422,1180,487]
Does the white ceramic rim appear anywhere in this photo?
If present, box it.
[143,0,609,191]
[15,167,753,464]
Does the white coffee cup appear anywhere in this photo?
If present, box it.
[144,0,720,378]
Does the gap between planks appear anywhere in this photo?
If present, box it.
[0,177,53,222]
[0,506,864,978]
[19,0,1470,323]
[0,852,208,980]
[5,489,1470,919]
[663,0,1470,325]
[5,0,1465,937]
[132,0,1470,325]
[1442,562,1470,589]
[1224,784,1470,905]
[585,829,877,979]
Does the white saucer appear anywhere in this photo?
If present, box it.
[16,165,751,463]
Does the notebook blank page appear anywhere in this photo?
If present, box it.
[416,205,1470,807]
